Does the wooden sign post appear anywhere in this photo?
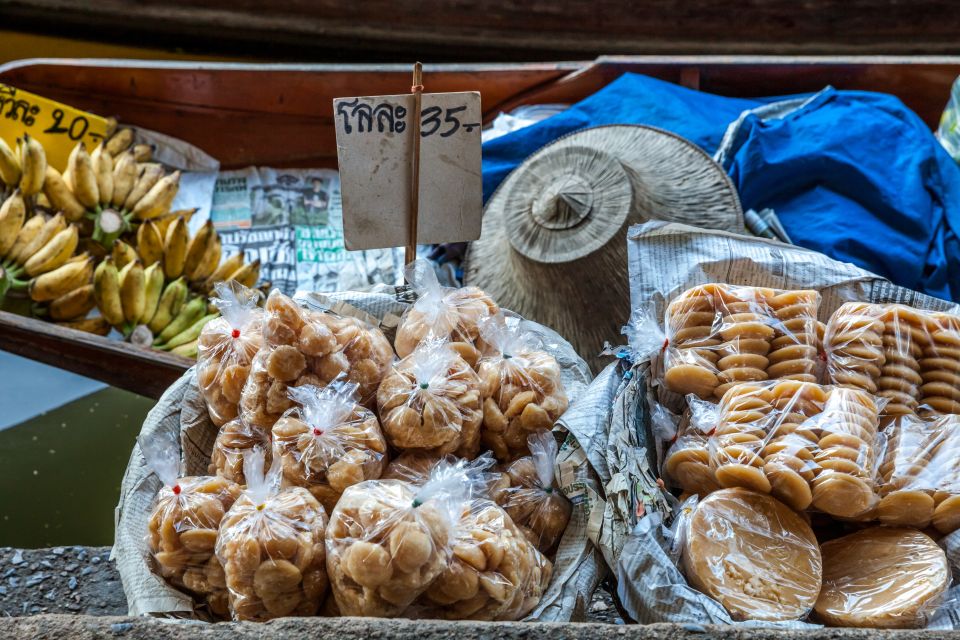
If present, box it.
[333,63,482,261]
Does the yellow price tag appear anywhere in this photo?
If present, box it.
[0,84,109,172]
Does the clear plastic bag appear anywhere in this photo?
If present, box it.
[825,303,960,417]
[376,340,483,457]
[876,414,960,532]
[681,487,822,622]
[215,449,329,621]
[272,380,388,513]
[209,417,271,485]
[476,313,569,461]
[394,259,499,365]
[491,431,571,555]
[382,451,445,483]
[240,290,394,428]
[324,460,469,617]
[662,410,719,499]
[815,527,950,628]
[662,284,824,400]
[197,282,264,427]
[143,432,241,618]
[676,380,882,517]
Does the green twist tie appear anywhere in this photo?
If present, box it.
[419,382,429,390]
[412,499,423,508]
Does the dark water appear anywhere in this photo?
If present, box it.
[0,387,153,548]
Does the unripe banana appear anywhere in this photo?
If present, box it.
[58,315,110,336]
[136,220,164,266]
[183,219,213,280]
[163,215,188,279]
[131,171,180,220]
[43,166,86,221]
[229,259,261,288]
[191,234,221,284]
[49,283,96,321]
[68,142,99,209]
[17,134,46,196]
[164,313,217,349]
[111,239,138,269]
[29,254,93,302]
[147,277,187,334]
[16,213,66,267]
[93,257,124,327]
[123,164,163,212]
[140,262,165,325]
[0,137,20,186]
[118,258,145,324]
[91,145,114,207]
[0,190,27,257]
[105,128,134,156]
[111,150,138,209]
[206,252,244,286]
[170,339,199,358]
[155,296,205,345]
[23,225,78,277]
[132,144,153,162]
[6,214,44,266]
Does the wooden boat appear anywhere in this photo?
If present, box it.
[1,55,959,398]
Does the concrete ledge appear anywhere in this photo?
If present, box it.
[0,614,950,639]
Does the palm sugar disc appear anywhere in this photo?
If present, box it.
[682,487,822,621]
[815,527,949,629]
[466,125,742,371]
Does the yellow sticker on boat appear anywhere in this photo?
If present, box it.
[0,83,109,172]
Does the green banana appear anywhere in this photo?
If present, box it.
[146,277,187,335]
[154,296,205,345]
[170,339,198,358]
[160,312,218,350]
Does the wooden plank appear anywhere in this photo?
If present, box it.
[0,310,190,400]
[3,0,960,59]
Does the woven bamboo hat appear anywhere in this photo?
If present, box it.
[464,124,743,371]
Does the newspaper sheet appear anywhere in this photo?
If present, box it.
[113,290,601,622]
[608,220,960,628]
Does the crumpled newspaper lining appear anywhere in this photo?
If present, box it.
[113,287,599,622]
[610,221,960,629]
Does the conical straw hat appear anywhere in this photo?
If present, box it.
[465,124,742,371]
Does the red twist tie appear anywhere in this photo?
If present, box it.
[411,84,424,93]
[706,427,716,437]
[661,338,669,352]
[172,484,181,495]
[231,329,241,339]
[313,428,323,436]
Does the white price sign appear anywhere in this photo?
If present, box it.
[334,91,482,251]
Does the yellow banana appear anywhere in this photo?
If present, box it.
[58,315,110,336]
[123,164,163,212]
[6,214,44,265]
[68,142,99,209]
[191,234,221,283]
[119,258,145,324]
[111,239,138,270]
[105,128,134,156]
[0,137,20,186]
[155,208,196,238]
[110,150,138,209]
[17,134,46,197]
[183,219,214,280]
[49,283,96,321]
[43,166,86,221]
[136,220,164,267]
[140,262,164,324]
[15,213,66,267]
[93,257,124,327]
[131,171,180,220]
[62,142,79,190]
[132,144,153,162]
[206,251,243,286]
[147,277,187,334]
[0,190,26,257]
[91,145,114,207]
[29,254,93,302]
[163,215,188,279]
[104,117,118,139]
[23,225,78,277]
[229,259,261,288]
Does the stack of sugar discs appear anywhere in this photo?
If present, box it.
[714,287,776,399]
[766,291,822,384]
[710,383,775,493]
[762,381,824,511]
[809,387,880,519]
[663,285,725,398]
[825,303,886,394]
[876,307,928,417]
[663,432,717,497]
[919,313,960,415]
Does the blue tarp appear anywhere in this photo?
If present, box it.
[482,72,960,302]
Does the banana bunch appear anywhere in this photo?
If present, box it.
[46,129,180,247]
[0,190,89,304]
[0,135,47,199]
